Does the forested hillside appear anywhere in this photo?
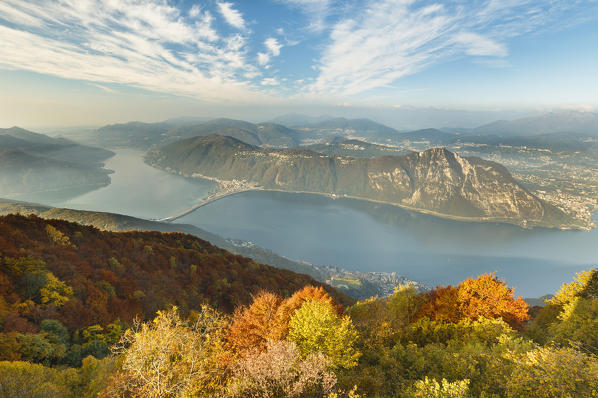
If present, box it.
[0,215,348,367]
[1,240,596,397]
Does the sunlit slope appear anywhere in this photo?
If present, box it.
[146,135,581,229]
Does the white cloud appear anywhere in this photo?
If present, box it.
[217,1,246,30]
[189,4,202,18]
[453,32,507,57]
[258,37,283,68]
[261,78,280,86]
[278,0,332,32]
[264,38,282,56]
[88,83,115,93]
[309,0,591,97]
[257,52,270,66]
[0,0,265,102]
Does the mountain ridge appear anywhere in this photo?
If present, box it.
[145,135,581,230]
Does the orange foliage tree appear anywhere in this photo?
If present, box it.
[417,273,529,329]
[417,285,460,323]
[227,291,283,356]
[226,286,339,357]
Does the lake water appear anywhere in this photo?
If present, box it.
[56,149,216,220]
[35,149,598,297]
[179,191,597,297]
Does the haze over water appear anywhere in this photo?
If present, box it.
[30,149,595,297]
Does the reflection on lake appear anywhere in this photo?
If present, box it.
[56,149,216,220]
[179,190,597,297]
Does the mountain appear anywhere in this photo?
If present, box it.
[306,139,407,158]
[94,121,177,148]
[0,151,110,196]
[473,111,598,136]
[456,132,598,153]
[396,128,458,145]
[94,118,300,149]
[307,117,398,133]
[0,126,113,164]
[291,117,401,144]
[0,199,415,299]
[0,213,349,335]
[165,119,300,148]
[269,113,336,127]
[0,127,113,197]
[145,135,580,229]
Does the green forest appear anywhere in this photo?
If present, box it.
[0,214,596,397]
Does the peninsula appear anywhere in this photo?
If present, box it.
[145,135,583,230]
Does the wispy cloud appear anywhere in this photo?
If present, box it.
[217,1,246,30]
[452,32,507,57]
[310,0,596,96]
[261,77,280,86]
[257,37,284,68]
[257,52,271,67]
[0,0,265,102]
[265,38,283,56]
[277,0,332,32]
[88,83,116,93]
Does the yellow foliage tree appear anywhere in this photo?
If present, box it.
[288,299,360,370]
[111,306,227,398]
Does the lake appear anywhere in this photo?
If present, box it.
[46,150,598,297]
[56,149,216,220]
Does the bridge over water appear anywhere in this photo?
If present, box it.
[157,188,253,223]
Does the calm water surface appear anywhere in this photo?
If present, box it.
[180,191,598,297]
[20,150,596,296]
[56,149,216,220]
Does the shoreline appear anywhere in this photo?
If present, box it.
[146,160,593,231]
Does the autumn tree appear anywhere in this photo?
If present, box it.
[273,285,339,340]
[226,340,337,398]
[111,306,227,397]
[409,377,470,398]
[417,273,529,329]
[540,268,598,353]
[416,285,460,323]
[227,291,284,356]
[288,299,360,370]
[505,346,598,397]
[457,273,529,328]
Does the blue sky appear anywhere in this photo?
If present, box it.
[0,0,597,127]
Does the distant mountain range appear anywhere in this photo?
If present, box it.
[94,118,300,149]
[91,111,598,153]
[471,111,598,136]
[305,139,408,158]
[268,113,334,127]
[0,127,113,197]
[145,135,579,229]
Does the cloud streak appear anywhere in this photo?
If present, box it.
[217,1,246,30]
[257,37,284,67]
[0,0,265,102]
[309,0,596,96]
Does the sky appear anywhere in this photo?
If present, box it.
[1,0,597,128]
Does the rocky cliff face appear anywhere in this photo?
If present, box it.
[145,135,576,229]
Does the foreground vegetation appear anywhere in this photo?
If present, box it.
[0,215,597,397]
